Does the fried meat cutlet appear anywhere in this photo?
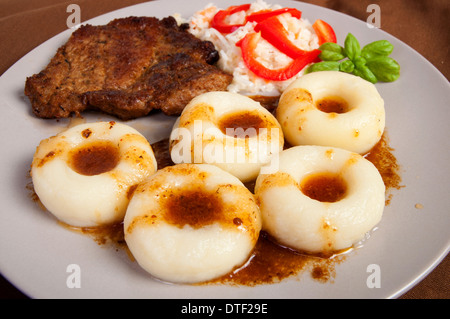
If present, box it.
[24,16,233,120]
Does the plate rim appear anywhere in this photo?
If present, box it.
[1,0,449,299]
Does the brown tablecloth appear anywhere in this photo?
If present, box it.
[0,0,448,299]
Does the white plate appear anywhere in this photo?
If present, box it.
[1,0,449,299]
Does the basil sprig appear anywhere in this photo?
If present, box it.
[306,33,400,83]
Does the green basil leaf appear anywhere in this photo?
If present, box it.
[366,56,400,82]
[353,64,378,83]
[344,33,361,61]
[362,40,394,60]
[339,59,355,73]
[319,42,345,54]
[319,50,346,61]
[353,56,367,68]
[306,61,340,73]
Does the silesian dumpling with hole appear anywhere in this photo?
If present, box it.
[169,91,284,182]
[31,121,157,227]
[124,163,261,284]
[276,71,385,154]
[255,145,385,254]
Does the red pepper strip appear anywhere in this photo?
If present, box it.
[254,16,309,59]
[245,7,301,23]
[211,4,251,33]
[237,32,321,81]
[312,19,337,45]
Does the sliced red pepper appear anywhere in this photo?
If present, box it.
[254,16,309,59]
[312,19,337,45]
[237,32,321,81]
[246,7,301,23]
[211,4,251,34]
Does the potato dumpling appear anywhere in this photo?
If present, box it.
[31,121,157,227]
[170,91,283,182]
[277,71,385,154]
[255,145,385,254]
[124,163,261,284]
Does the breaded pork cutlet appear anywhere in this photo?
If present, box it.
[25,16,232,120]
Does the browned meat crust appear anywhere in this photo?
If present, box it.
[24,16,232,120]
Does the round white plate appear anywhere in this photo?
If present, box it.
[1,0,449,299]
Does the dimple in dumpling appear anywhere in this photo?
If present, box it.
[276,71,385,154]
[31,121,157,227]
[123,163,261,284]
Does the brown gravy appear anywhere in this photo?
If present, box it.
[218,111,266,138]
[151,133,401,285]
[300,172,347,203]
[28,129,402,287]
[209,231,347,286]
[364,133,404,204]
[316,96,349,114]
[68,141,119,176]
[164,189,225,229]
